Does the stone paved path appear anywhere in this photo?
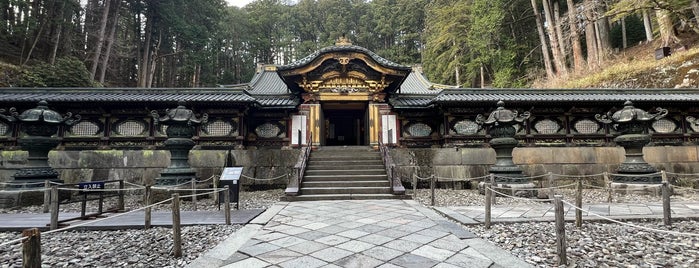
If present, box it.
[188,200,532,268]
[434,202,699,225]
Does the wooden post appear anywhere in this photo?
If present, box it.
[22,228,41,268]
[117,180,125,211]
[42,180,50,213]
[661,172,671,226]
[485,186,492,229]
[604,172,612,203]
[50,186,59,230]
[191,178,197,211]
[171,193,182,258]
[144,185,152,229]
[412,174,417,194]
[575,178,583,228]
[224,185,231,225]
[489,174,496,205]
[548,172,555,198]
[213,175,219,204]
[430,175,436,206]
[554,195,567,265]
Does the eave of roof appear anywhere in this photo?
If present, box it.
[0,88,256,103]
[247,70,289,95]
[399,69,456,95]
[278,45,411,72]
[434,88,699,104]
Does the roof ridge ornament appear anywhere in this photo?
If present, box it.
[335,34,352,46]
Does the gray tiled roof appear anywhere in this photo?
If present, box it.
[0,88,255,103]
[254,95,299,108]
[278,45,411,71]
[434,89,699,104]
[248,70,289,95]
[389,96,434,108]
[399,69,456,95]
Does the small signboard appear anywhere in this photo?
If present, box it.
[78,181,105,194]
[221,167,243,184]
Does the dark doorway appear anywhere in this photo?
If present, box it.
[323,103,366,146]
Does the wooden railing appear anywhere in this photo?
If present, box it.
[379,131,406,195]
[285,132,312,196]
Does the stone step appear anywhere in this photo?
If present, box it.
[301,180,388,188]
[306,164,385,171]
[303,174,388,182]
[309,155,382,161]
[301,187,392,195]
[281,193,411,202]
[305,169,386,176]
[307,160,383,166]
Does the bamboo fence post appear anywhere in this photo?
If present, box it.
[191,178,197,211]
[50,186,59,230]
[22,228,41,268]
[575,178,583,228]
[144,185,152,229]
[485,185,492,229]
[171,193,182,258]
[42,180,50,213]
[430,175,436,206]
[412,174,417,194]
[554,195,567,265]
[604,172,612,203]
[224,185,231,225]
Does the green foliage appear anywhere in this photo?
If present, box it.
[9,57,96,87]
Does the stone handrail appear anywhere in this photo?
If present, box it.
[285,132,312,196]
[379,133,405,195]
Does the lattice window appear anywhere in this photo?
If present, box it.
[652,119,676,133]
[534,119,560,134]
[69,121,101,136]
[0,122,8,136]
[255,122,280,138]
[453,120,479,135]
[205,120,234,136]
[408,123,432,137]
[573,119,600,134]
[115,120,146,136]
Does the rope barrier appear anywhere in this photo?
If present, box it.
[0,181,47,186]
[151,187,228,192]
[552,173,606,179]
[0,188,49,193]
[435,174,492,182]
[486,186,553,202]
[560,200,699,237]
[122,181,147,188]
[53,187,145,193]
[582,184,608,190]
[240,173,287,181]
[608,172,662,177]
[178,188,227,199]
[414,174,433,181]
[491,182,577,191]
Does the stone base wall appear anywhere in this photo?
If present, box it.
[2,146,698,188]
[0,149,300,187]
[390,146,699,187]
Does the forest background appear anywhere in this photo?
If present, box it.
[0,0,697,88]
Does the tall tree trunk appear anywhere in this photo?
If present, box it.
[90,0,111,80]
[566,0,585,72]
[584,0,598,69]
[642,10,653,42]
[530,0,554,79]
[138,15,152,88]
[99,0,121,84]
[596,15,611,61]
[621,17,627,48]
[49,0,68,65]
[542,0,567,76]
[656,8,680,46]
[553,0,566,60]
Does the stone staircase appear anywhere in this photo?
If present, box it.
[285,146,410,201]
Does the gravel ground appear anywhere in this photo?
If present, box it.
[3,186,699,267]
[0,189,283,268]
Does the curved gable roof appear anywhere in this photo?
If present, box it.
[278,45,411,72]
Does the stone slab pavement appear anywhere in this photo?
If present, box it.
[434,202,699,225]
[0,209,264,231]
[187,200,532,268]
